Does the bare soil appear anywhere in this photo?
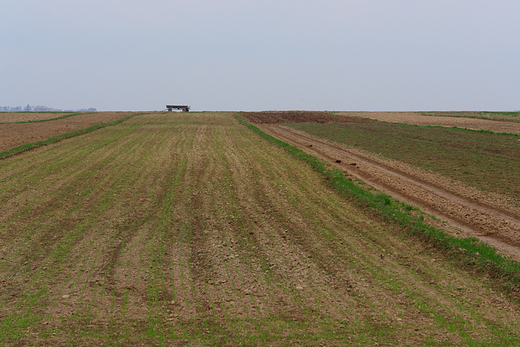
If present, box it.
[0,112,134,153]
[0,112,75,123]
[241,112,520,259]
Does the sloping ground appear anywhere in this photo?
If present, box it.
[0,112,135,153]
[1,113,520,346]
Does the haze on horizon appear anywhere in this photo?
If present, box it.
[1,1,519,112]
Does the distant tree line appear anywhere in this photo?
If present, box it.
[0,104,96,112]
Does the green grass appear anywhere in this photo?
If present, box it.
[480,111,520,116]
[420,111,520,123]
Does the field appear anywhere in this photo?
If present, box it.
[243,111,520,258]
[0,112,136,154]
[1,112,520,346]
[335,111,520,133]
[0,112,80,123]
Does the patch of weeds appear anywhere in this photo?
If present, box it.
[374,193,392,206]
[402,203,418,212]
[0,310,43,342]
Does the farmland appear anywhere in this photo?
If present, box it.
[0,112,136,155]
[243,111,520,259]
[335,111,520,133]
[1,112,520,346]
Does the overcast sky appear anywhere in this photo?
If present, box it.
[1,1,519,111]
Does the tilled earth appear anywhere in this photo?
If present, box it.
[0,112,135,153]
[1,112,520,345]
[0,112,77,123]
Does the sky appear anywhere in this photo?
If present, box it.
[1,1,519,111]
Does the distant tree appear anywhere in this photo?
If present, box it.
[24,104,32,111]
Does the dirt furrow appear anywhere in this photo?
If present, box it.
[260,124,520,259]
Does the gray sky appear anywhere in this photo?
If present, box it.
[1,1,519,111]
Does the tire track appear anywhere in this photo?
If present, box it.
[260,124,520,259]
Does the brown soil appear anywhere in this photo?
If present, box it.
[0,112,75,123]
[336,111,520,134]
[0,112,134,153]
[252,118,520,260]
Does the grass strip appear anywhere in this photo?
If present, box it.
[481,111,520,116]
[0,113,145,160]
[393,122,520,137]
[341,113,520,137]
[235,114,520,298]
[420,111,520,123]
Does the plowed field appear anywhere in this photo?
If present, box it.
[1,112,520,346]
[0,112,77,123]
[0,112,134,153]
